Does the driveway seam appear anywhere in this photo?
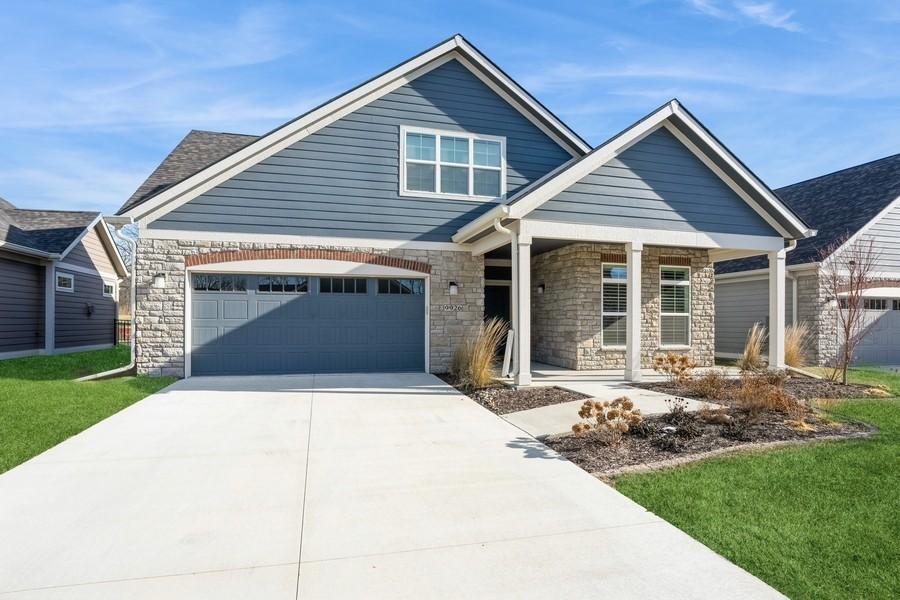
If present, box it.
[294,373,316,600]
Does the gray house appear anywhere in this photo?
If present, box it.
[115,35,811,383]
[0,198,128,359]
[716,152,900,366]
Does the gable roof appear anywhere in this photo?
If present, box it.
[0,200,99,256]
[117,34,591,221]
[716,152,900,274]
[121,130,258,214]
[454,99,813,244]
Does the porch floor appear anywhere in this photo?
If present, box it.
[502,362,731,439]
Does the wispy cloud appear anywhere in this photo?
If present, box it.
[685,0,801,32]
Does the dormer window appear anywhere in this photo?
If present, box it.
[400,126,505,200]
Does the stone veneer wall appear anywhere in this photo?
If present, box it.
[794,269,838,367]
[134,238,483,377]
[531,243,714,370]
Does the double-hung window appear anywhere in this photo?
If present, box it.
[401,127,505,199]
[601,264,627,347]
[660,267,691,346]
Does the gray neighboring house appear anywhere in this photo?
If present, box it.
[0,198,128,359]
[716,152,900,366]
[116,34,812,383]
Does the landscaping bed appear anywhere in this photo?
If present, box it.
[635,376,875,402]
[438,374,588,414]
[545,408,872,476]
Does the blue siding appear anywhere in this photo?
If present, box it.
[0,256,45,353]
[55,271,116,349]
[150,59,574,242]
[526,128,779,236]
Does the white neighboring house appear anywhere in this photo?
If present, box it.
[716,152,900,366]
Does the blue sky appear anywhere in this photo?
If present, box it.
[1,0,899,214]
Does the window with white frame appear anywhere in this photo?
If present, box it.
[401,127,505,199]
[601,264,627,347]
[660,267,691,346]
[56,272,74,292]
[102,281,115,297]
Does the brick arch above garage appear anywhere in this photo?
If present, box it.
[183,248,431,274]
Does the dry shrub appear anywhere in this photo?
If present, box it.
[698,402,732,425]
[735,371,801,423]
[738,323,767,371]
[572,397,643,445]
[653,352,697,384]
[864,387,892,398]
[785,322,812,368]
[450,317,508,390]
[689,370,727,400]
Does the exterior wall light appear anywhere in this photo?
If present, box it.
[152,273,167,289]
[448,281,459,295]
[537,283,545,295]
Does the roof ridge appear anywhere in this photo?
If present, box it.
[188,129,259,138]
[10,207,100,216]
[777,151,900,191]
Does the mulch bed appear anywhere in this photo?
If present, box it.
[437,374,588,415]
[635,377,875,403]
[544,409,873,476]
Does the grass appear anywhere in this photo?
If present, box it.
[615,368,900,600]
[0,345,175,473]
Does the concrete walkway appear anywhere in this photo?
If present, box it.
[0,373,781,599]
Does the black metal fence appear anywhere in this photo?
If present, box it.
[115,319,132,344]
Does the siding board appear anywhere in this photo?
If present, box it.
[0,257,45,352]
[55,271,116,348]
[715,277,793,355]
[863,201,900,272]
[150,59,573,241]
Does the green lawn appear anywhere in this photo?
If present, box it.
[616,369,900,600]
[0,346,175,473]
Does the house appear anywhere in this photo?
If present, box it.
[115,34,811,383]
[716,152,900,366]
[0,197,128,359]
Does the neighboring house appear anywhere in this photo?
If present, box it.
[0,197,128,359]
[716,152,900,366]
[116,34,811,383]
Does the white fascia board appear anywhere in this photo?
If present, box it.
[470,230,513,256]
[715,261,820,281]
[821,194,900,267]
[669,103,812,239]
[95,218,129,278]
[0,241,58,260]
[188,259,430,278]
[452,204,510,243]
[124,36,589,225]
[523,219,785,251]
[57,214,103,260]
[141,227,468,251]
[506,106,675,220]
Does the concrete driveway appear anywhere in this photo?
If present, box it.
[0,373,782,599]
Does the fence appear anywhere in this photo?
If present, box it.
[115,319,132,344]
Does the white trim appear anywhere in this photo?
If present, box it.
[0,241,59,259]
[768,250,786,368]
[399,125,506,202]
[58,214,103,260]
[102,279,116,298]
[521,219,785,251]
[822,194,900,267]
[44,263,55,352]
[624,242,642,382]
[182,261,431,378]
[715,262,820,282]
[55,271,74,293]
[94,219,130,278]
[514,235,531,386]
[659,265,692,348]
[140,227,468,251]
[56,261,120,281]
[123,37,588,224]
[469,230,512,256]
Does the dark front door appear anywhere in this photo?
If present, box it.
[190,274,425,375]
[485,284,511,324]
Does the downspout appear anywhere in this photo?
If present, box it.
[493,218,517,377]
[76,217,137,381]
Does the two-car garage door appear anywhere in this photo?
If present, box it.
[190,273,425,375]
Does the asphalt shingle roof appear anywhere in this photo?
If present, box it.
[118,130,259,215]
[717,152,900,274]
[0,200,99,255]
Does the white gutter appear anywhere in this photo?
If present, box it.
[0,240,60,260]
[452,204,510,244]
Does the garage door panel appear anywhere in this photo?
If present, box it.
[851,309,900,365]
[191,274,425,375]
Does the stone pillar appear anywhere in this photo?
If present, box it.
[625,241,643,381]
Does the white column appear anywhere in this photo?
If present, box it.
[509,236,519,377]
[514,235,532,386]
[44,262,55,354]
[768,249,786,368]
[625,242,643,382]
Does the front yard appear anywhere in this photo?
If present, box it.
[0,346,175,473]
[615,371,900,600]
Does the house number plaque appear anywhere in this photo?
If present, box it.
[439,304,465,312]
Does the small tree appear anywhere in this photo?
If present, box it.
[819,237,881,384]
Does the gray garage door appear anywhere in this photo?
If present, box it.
[851,305,900,366]
[190,274,425,375]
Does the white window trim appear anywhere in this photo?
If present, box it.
[56,272,74,293]
[102,280,116,298]
[601,263,627,350]
[659,266,692,348]
[399,125,506,202]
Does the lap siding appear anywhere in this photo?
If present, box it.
[55,271,116,349]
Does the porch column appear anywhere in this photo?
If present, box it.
[514,234,532,386]
[768,249,786,368]
[625,242,643,382]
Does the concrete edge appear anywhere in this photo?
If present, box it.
[75,364,137,382]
